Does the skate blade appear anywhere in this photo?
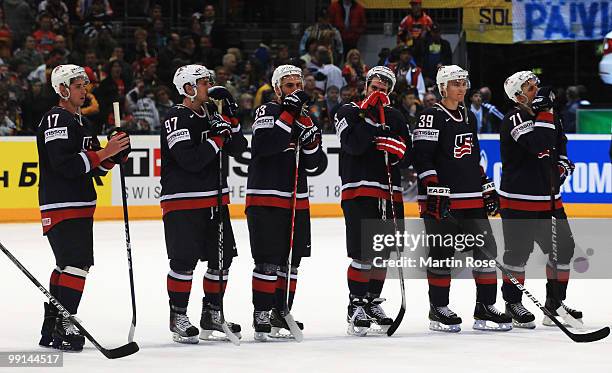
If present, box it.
[254,331,269,342]
[556,307,585,329]
[367,324,391,335]
[473,320,513,331]
[268,327,295,339]
[512,320,536,329]
[52,341,84,352]
[429,321,461,333]
[199,329,242,342]
[347,324,370,336]
[542,315,584,328]
[172,333,199,344]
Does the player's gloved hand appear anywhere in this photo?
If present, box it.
[532,86,555,113]
[374,135,406,162]
[208,86,239,117]
[282,90,310,117]
[209,113,232,144]
[359,91,390,124]
[106,127,131,164]
[423,180,450,221]
[558,157,575,184]
[481,178,499,216]
[292,115,321,150]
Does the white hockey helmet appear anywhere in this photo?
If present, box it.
[365,65,396,92]
[504,70,539,103]
[271,64,303,90]
[436,65,470,96]
[51,64,89,99]
[173,64,213,100]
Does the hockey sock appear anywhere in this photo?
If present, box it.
[167,270,193,309]
[501,267,525,303]
[545,262,570,301]
[57,266,87,314]
[347,260,371,297]
[473,269,497,305]
[252,263,277,311]
[49,267,61,299]
[275,266,297,310]
[366,266,387,298]
[203,268,228,307]
[427,270,451,306]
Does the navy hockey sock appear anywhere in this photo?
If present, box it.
[501,268,525,303]
[427,270,451,306]
[57,266,87,314]
[366,267,387,298]
[167,270,193,309]
[546,262,570,301]
[347,260,371,297]
[252,264,277,311]
[203,268,227,307]
[275,266,297,310]
[473,269,497,305]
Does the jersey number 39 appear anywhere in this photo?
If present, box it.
[418,114,434,128]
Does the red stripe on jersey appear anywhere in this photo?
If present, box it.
[100,159,115,170]
[203,277,228,294]
[473,272,497,285]
[160,194,230,216]
[41,207,96,234]
[252,277,277,294]
[347,266,370,283]
[535,111,554,123]
[279,111,295,126]
[341,186,403,202]
[167,277,192,293]
[245,195,309,210]
[58,273,86,292]
[85,151,101,169]
[500,196,562,211]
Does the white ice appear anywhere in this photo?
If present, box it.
[0,218,610,372]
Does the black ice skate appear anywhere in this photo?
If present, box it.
[199,302,241,342]
[473,302,512,331]
[429,304,462,333]
[269,308,304,339]
[170,306,199,344]
[347,297,372,336]
[39,302,57,347]
[543,298,584,329]
[363,297,393,334]
[253,310,272,341]
[505,302,536,329]
[52,315,85,352]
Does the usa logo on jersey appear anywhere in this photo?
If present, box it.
[454,133,472,158]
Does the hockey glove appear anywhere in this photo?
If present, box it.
[208,86,239,117]
[293,115,321,150]
[282,90,310,117]
[532,86,555,113]
[106,128,131,164]
[425,183,451,221]
[209,113,232,143]
[558,157,575,184]
[481,178,499,216]
[359,91,390,124]
[374,136,406,162]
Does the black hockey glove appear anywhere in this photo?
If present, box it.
[282,90,310,117]
[531,86,555,113]
[292,116,321,150]
[481,178,499,216]
[208,86,239,117]
[558,157,575,184]
[424,183,450,221]
[107,127,131,164]
[209,113,232,141]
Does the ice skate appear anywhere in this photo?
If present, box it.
[363,297,392,334]
[39,302,57,347]
[170,307,199,344]
[268,308,304,339]
[473,302,512,331]
[347,297,371,336]
[52,315,85,352]
[429,304,462,332]
[505,302,536,329]
[253,310,272,341]
[199,302,241,342]
[543,299,583,328]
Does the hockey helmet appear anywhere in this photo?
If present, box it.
[51,64,90,99]
[504,71,539,103]
[271,64,303,90]
[365,65,396,92]
[173,64,213,100]
[436,65,470,96]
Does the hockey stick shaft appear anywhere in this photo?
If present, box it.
[377,105,406,336]
[114,102,137,342]
[0,241,139,358]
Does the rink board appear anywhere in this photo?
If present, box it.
[1,134,611,222]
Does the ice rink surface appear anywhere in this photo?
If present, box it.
[0,218,610,372]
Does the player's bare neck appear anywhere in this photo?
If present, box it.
[182,99,204,115]
[441,98,459,111]
[59,100,78,114]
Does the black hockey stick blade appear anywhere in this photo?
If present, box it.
[545,313,610,343]
[386,305,405,336]
[100,341,140,359]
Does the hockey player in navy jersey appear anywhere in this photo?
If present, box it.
[500,71,580,329]
[335,66,412,335]
[160,65,247,343]
[413,65,511,332]
[37,64,131,351]
[246,64,323,340]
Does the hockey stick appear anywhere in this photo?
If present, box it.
[282,136,304,342]
[0,241,140,358]
[211,99,240,346]
[549,148,583,329]
[377,105,406,337]
[113,102,137,343]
